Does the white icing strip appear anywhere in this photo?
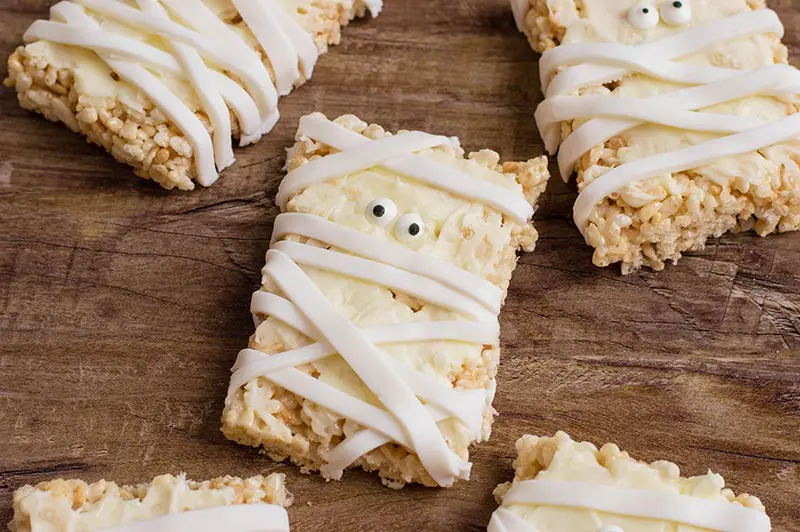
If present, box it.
[539,94,767,147]
[540,8,783,95]
[271,213,504,314]
[138,0,235,172]
[574,110,800,232]
[500,480,771,532]
[288,114,535,226]
[530,7,800,236]
[487,508,538,532]
[160,0,279,125]
[73,0,277,122]
[278,131,451,208]
[28,0,321,182]
[249,291,500,346]
[262,249,469,486]
[101,504,289,532]
[261,365,454,458]
[319,398,475,479]
[39,2,219,185]
[551,64,800,178]
[546,48,750,98]
[30,3,264,146]
[233,0,302,96]
[230,348,486,435]
[271,7,318,79]
[272,240,498,323]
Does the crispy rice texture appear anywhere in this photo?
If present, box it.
[4,0,375,191]
[493,432,767,524]
[519,0,800,273]
[221,113,550,489]
[9,473,292,532]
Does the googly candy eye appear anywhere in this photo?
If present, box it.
[394,213,425,241]
[365,198,398,227]
[627,2,659,30]
[660,0,692,26]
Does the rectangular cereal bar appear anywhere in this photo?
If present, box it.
[9,472,292,532]
[221,112,550,488]
[489,431,770,531]
[513,0,800,273]
[5,0,381,190]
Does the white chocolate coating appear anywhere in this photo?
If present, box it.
[227,114,537,487]
[19,0,381,187]
[487,432,770,532]
[517,0,799,239]
[11,474,291,532]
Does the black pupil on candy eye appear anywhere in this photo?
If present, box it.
[372,204,386,217]
[673,1,682,7]
[642,7,649,13]
[408,223,420,236]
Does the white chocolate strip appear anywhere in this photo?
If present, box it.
[101,504,289,532]
[492,480,771,532]
[264,249,470,486]
[548,64,800,179]
[25,0,319,185]
[487,508,538,532]
[283,114,534,226]
[230,114,533,485]
[249,292,500,347]
[271,240,498,322]
[574,110,800,231]
[230,348,486,436]
[539,9,783,96]
[529,8,800,236]
[271,213,504,314]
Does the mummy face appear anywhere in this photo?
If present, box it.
[551,0,754,45]
[287,147,520,273]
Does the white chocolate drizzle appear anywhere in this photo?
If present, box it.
[279,114,535,226]
[23,0,321,186]
[488,479,771,532]
[523,6,800,236]
[100,504,290,532]
[228,115,533,486]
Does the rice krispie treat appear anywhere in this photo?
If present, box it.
[9,472,292,532]
[513,0,800,273]
[221,112,550,488]
[5,0,382,190]
[489,432,771,532]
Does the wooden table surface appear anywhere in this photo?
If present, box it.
[1,1,799,530]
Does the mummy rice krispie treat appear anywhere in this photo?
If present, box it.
[9,473,292,532]
[489,432,771,532]
[221,113,550,488]
[5,0,381,190]
[512,0,800,273]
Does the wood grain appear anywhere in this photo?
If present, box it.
[1,1,799,530]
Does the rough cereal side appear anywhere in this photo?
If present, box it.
[221,114,549,488]
[519,0,800,273]
[4,0,376,190]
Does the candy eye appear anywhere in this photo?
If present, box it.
[365,198,397,227]
[660,0,691,26]
[394,213,425,241]
[627,2,659,29]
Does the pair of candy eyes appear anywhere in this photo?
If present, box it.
[366,198,424,241]
[628,0,692,30]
